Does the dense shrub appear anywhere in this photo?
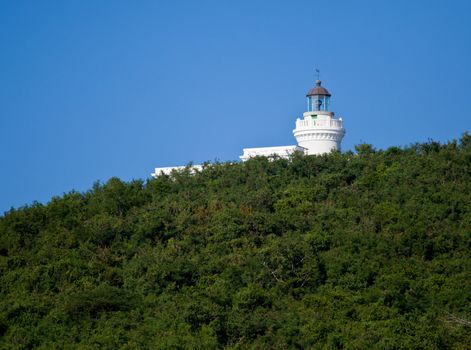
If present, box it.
[0,134,470,348]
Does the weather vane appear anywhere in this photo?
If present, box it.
[315,68,320,81]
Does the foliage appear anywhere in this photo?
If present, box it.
[1,134,470,349]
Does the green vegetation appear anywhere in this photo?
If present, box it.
[1,135,470,349]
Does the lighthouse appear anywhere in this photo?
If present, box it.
[292,79,345,155]
[153,74,346,176]
[239,77,345,161]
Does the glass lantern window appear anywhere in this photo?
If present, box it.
[308,96,330,111]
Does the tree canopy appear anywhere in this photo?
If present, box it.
[1,134,470,349]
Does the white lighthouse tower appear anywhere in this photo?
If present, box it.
[292,79,345,155]
[239,77,345,161]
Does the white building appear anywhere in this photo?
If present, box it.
[239,145,306,162]
[151,165,203,177]
[152,78,345,177]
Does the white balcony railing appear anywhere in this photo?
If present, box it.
[295,118,343,130]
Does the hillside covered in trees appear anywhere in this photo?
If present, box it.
[1,135,470,349]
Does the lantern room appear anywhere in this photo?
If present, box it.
[306,80,331,112]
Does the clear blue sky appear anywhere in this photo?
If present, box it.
[1,0,470,213]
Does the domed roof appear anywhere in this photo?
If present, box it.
[306,80,331,97]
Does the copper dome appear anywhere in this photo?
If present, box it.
[306,80,331,97]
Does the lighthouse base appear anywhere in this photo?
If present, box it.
[293,112,345,155]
